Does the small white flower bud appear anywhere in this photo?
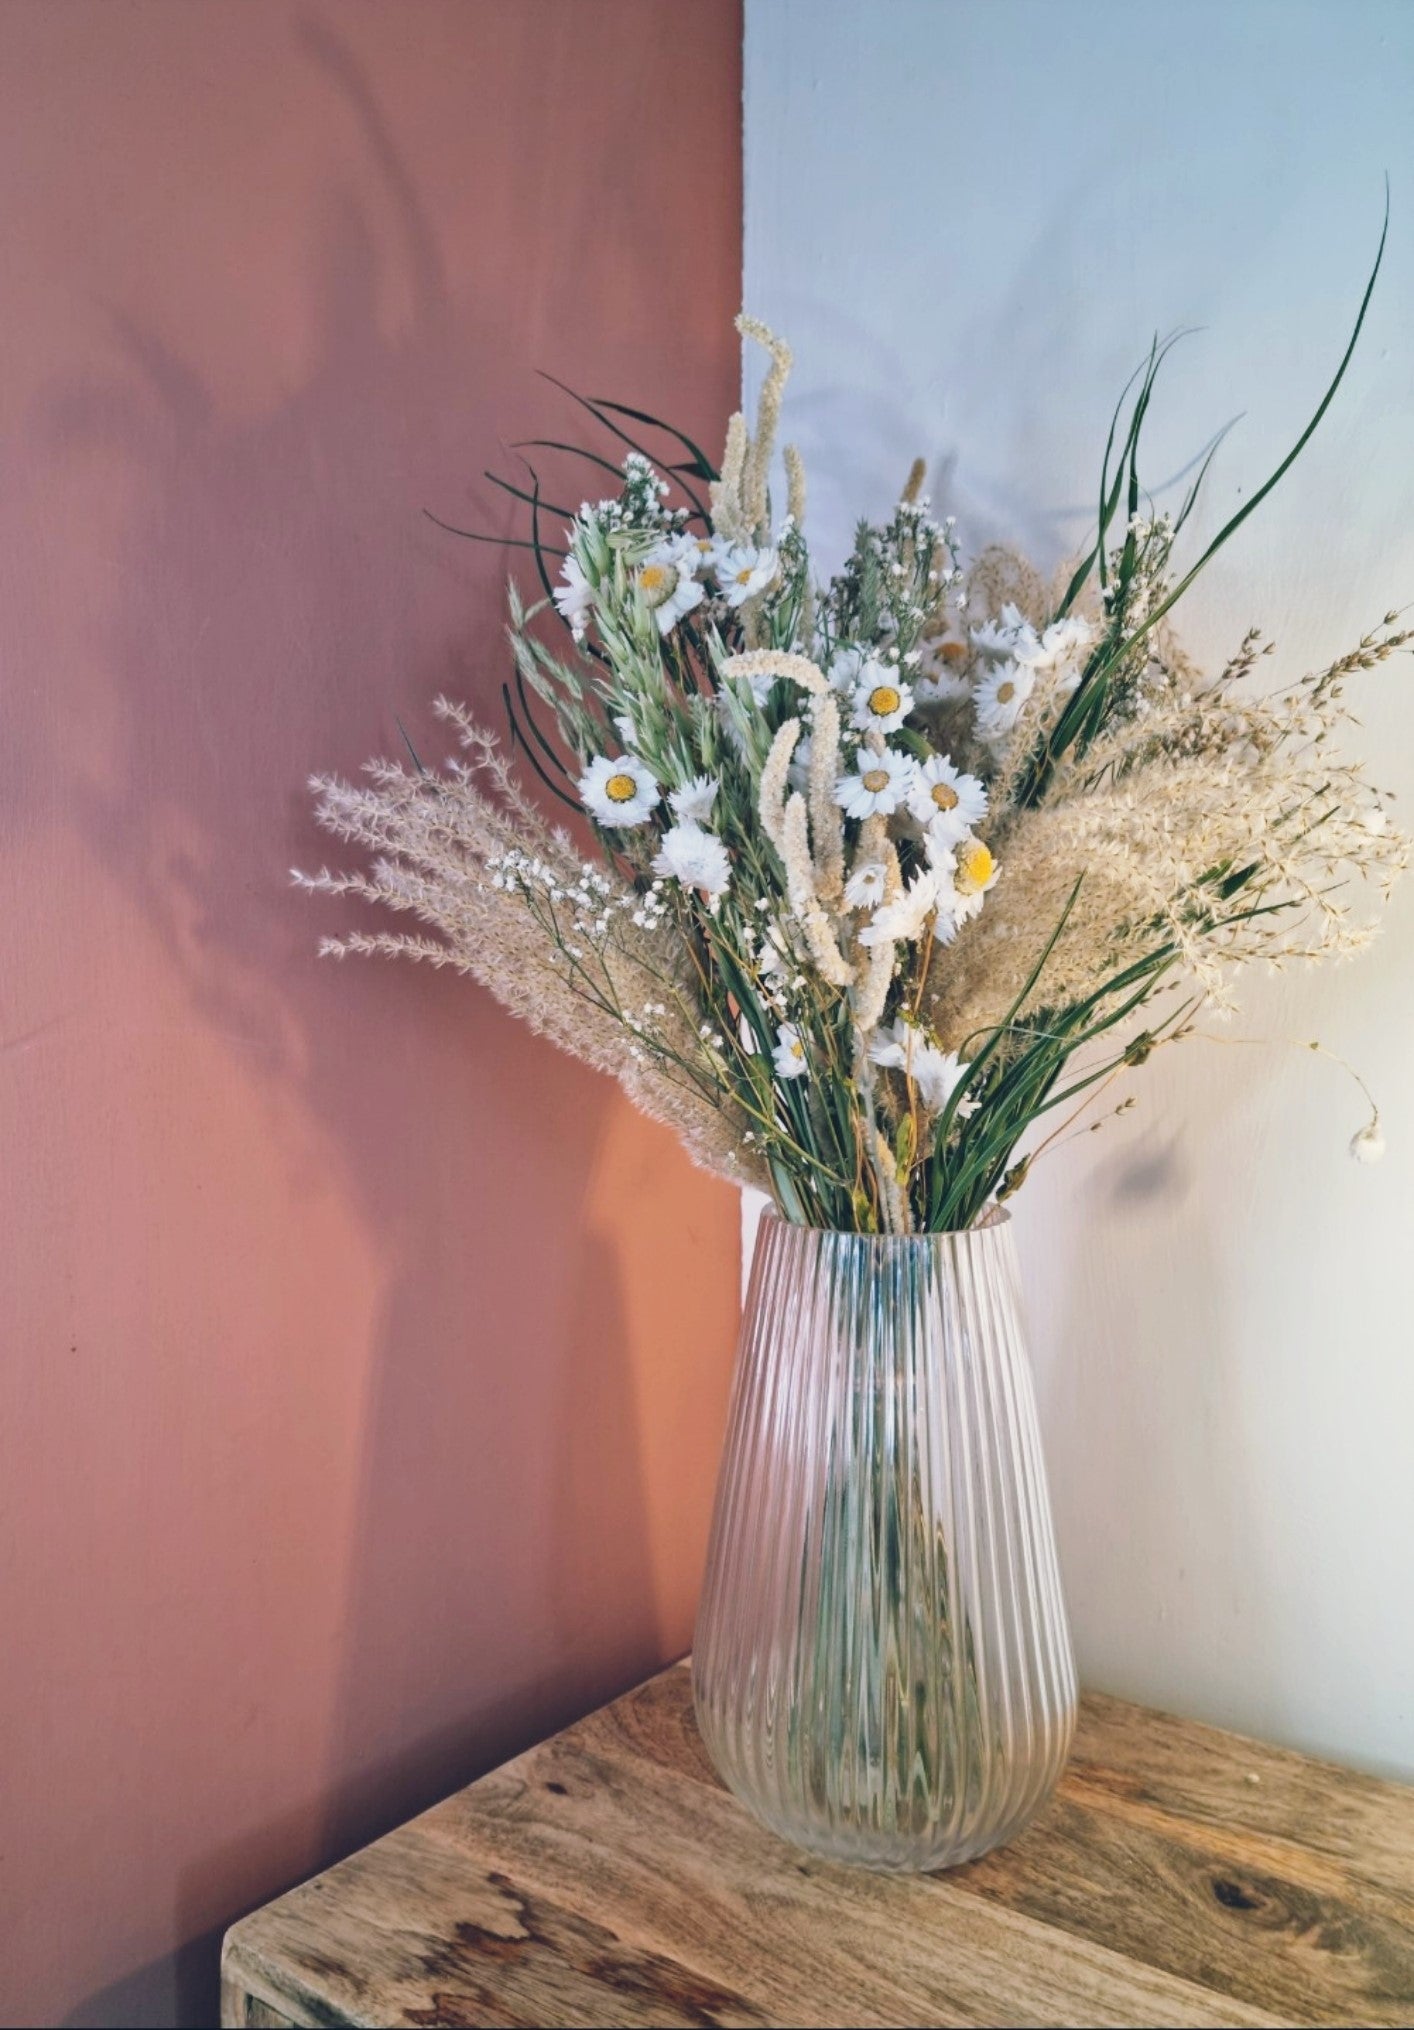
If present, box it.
[1350,1119,1386,1164]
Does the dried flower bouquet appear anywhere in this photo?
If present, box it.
[301,235,1406,1234]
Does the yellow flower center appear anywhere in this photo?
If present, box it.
[996,680,1016,705]
[955,840,994,894]
[868,685,902,715]
[637,562,675,606]
[862,768,891,794]
[930,782,959,811]
[791,1040,805,1059]
[735,566,755,585]
[605,771,639,804]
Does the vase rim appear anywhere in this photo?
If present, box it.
[761,1202,1011,1240]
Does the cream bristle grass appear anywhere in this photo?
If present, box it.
[807,693,845,900]
[782,792,855,987]
[723,648,829,696]
[736,314,793,538]
[784,443,807,525]
[851,841,902,1033]
[759,718,801,853]
[710,411,749,542]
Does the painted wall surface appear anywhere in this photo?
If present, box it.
[0,5,742,2024]
[745,0,1414,1776]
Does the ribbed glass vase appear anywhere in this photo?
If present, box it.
[693,1207,1077,1871]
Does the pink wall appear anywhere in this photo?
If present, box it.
[0,6,743,2023]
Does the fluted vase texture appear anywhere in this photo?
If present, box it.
[693,1207,1077,1871]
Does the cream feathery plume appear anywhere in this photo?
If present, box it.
[901,456,927,505]
[710,411,749,542]
[807,692,845,900]
[759,717,801,853]
[782,792,856,987]
[784,442,807,525]
[722,648,828,696]
[851,841,902,1032]
[736,314,793,538]
[872,1119,912,1234]
[855,812,890,869]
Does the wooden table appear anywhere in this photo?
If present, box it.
[221,1662,1414,2028]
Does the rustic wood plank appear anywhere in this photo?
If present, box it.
[220,1664,1414,2030]
[1072,1690,1414,1898]
[218,1970,298,2028]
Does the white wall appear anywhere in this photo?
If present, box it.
[744,0,1414,1779]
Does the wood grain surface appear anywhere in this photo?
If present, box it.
[221,1664,1414,2029]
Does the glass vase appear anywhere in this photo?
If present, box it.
[693,1206,1077,1871]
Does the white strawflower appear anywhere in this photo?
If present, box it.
[869,1019,973,1115]
[1016,615,1093,691]
[635,539,705,636]
[669,774,719,825]
[844,861,889,909]
[828,645,869,695]
[974,659,1035,739]
[970,603,1036,661]
[578,752,660,827]
[906,753,988,841]
[850,670,915,735]
[914,668,972,708]
[553,554,594,637]
[834,747,915,820]
[858,867,941,947]
[772,1022,809,1080]
[613,713,638,750]
[1350,1118,1386,1163]
[652,822,731,904]
[713,541,779,608]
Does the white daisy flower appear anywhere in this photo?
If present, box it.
[869,1019,974,1116]
[553,553,594,637]
[948,835,1001,924]
[772,1023,809,1080]
[858,867,941,947]
[974,659,1035,739]
[635,540,705,636]
[834,747,916,821]
[652,822,731,904]
[669,774,719,825]
[578,752,660,828]
[712,541,779,608]
[906,754,989,842]
[850,671,915,735]
[843,861,889,910]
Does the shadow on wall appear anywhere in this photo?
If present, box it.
[18,18,733,2027]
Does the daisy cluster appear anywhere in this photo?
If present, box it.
[577,755,733,914]
[554,457,779,647]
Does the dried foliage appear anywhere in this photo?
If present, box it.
[301,234,1405,1231]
